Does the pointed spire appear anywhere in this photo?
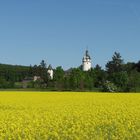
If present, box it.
[85,45,90,57]
[85,49,91,59]
[86,50,89,56]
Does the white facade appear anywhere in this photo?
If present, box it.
[47,65,53,80]
[82,50,92,71]
[47,69,53,80]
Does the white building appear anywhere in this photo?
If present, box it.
[33,76,41,82]
[47,65,54,80]
[82,50,92,71]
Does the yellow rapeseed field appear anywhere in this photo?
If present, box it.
[0,92,140,139]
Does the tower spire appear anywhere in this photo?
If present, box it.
[85,45,89,56]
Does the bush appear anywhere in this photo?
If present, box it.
[102,81,118,92]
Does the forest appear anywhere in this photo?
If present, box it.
[0,52,140,92]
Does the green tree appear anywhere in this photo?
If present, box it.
[106,52,124,73]
[93,65,107,88]
[123,62,135,74]
[39,60,48,84]
[128,70,140,92]
[106,52,129,91]
[54,66,64,90]
[109,71,129,91]
[69,68,84,90]
[135,61,140,72]
[63,76,70,90]
[83,71,93,90]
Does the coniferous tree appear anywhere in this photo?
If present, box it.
[106,52,124,73]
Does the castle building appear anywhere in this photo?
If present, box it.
[47,64,54,80]
[82,50,92,71]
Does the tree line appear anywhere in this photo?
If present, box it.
[0,52,140,92]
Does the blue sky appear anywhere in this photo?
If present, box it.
[0,0,140,69]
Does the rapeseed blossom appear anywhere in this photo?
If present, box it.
[0,92,139,139]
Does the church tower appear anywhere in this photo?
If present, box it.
[82,50,92,71]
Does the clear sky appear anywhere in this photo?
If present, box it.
[0,0,140,69]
